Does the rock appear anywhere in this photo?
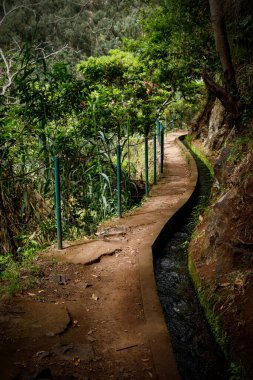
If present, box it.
[87,336,96,342]
[53,343,95,362]
[51,274,69,285]
[91,294,99,301]
[214,147,231,184]
[96,226,127,238]
[176,232,188,239]
[9,302,71,339]
[80,282,92,289]
[204,98,229,151]
[36,351,51,359]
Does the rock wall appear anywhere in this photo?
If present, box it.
[204,99,229,151]
[189,105,253,377]
[190,153,253,276]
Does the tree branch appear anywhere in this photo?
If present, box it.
[0,2,40,26]
[0,48,19,96]
[35,44,69,59]
[156,90,175,119]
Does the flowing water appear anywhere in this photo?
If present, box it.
[154,145,229,380]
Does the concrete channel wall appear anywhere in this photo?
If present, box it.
[139,136,198,380]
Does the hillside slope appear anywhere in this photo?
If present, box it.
[189,102,253,379]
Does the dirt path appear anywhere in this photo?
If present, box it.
[0,132,197,380]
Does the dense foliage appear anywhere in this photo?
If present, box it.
[129,0,253,125]
[0,0,144,59]
[0,44,170,257]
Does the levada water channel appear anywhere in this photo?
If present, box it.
[153,142,229,380]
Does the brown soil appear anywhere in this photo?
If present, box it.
[0,132,194,380]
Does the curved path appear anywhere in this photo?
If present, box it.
[52,131,197,379]
[0,132,197,380]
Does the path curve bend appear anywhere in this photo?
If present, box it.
[49,132,198,380]
[138,134,198,380]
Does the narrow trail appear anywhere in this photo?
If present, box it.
[0,132,197,380]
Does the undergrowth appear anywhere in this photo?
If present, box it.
[0,241,43,296]
[227,125,253,165]
[0,136,158,296]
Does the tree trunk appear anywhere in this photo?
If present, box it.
[0,190,18,256]
[202,71,243,120]
[191,90,216,137]
[208,0,237,95]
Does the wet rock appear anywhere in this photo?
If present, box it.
[160,258,172,269]
[176,232,188,239]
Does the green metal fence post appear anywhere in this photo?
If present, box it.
[117,143,122,217]
[153,132,157,185]
[145,135,149,196]
[156,119,161,144]
[54,156,62,250]
[160,122,164,174]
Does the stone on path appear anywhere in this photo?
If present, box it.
[53,342,94,362]
[10,301,70,339]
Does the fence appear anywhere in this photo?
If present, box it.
[54,119,166,249]
[1,116,184,254]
